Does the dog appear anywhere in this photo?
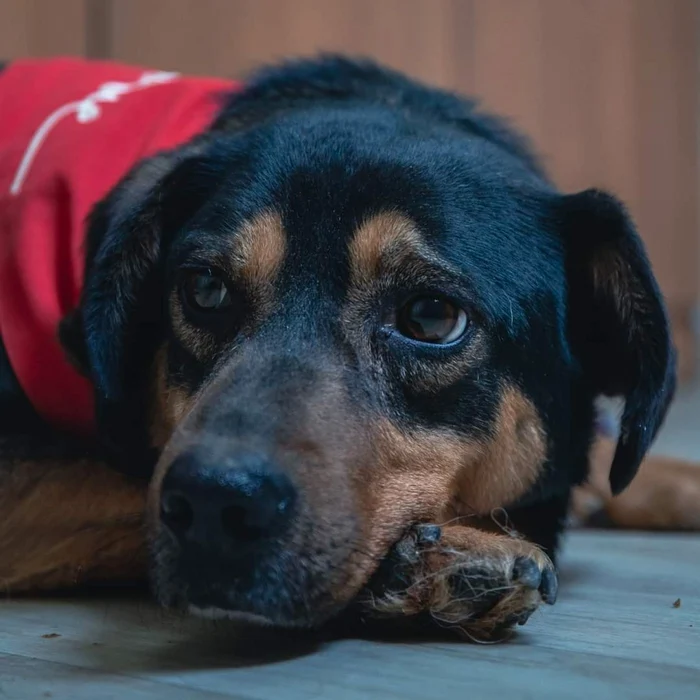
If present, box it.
[1,55,698,641]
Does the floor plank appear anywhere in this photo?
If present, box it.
[0,652,247,700]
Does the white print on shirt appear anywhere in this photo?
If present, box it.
[9,70,179,196]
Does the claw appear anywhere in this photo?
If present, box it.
[540,566,558,604]
[415,524,442,545]
[497,607,536,631]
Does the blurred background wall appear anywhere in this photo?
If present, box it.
[1,0,698,379]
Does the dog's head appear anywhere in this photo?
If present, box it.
[61,58,675,626]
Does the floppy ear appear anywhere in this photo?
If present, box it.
[59,142,218,472]
[561,189,676,495]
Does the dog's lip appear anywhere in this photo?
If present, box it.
[160,571,359,628]
[151,525,388,626]
[187,605,273,626]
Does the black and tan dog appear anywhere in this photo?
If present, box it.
[1,56,698,640]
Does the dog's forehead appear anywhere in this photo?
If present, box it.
[177,117,562,318]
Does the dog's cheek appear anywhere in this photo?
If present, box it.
[452,384,547,515]
[358,384,547,550]
[148,344,198,450]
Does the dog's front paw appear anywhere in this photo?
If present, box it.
[364,523,557,640]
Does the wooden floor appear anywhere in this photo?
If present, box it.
[0,530,698,699]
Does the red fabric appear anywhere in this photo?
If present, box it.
[0,58,235,434]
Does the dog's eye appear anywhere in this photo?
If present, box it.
[397,297,468,344]
[182,270,232,311]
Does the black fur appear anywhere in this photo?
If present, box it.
[560,189,676,493]
[2,56,675,610]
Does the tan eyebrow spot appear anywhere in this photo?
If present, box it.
[169,212,286,361]
[231,211,287,290]
[348,211,429,287]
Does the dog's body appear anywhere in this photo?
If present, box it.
[0,56,698,639]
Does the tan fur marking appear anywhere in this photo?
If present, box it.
[348,211,436,288]
[232,211,286,292]
[367,385,546,534]
[170,212,286,360]
[149,345,196,449]
[168,293,219,361]
[455,386,546,515]
[0,460,146,591]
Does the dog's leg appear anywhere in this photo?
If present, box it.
[0,453,147,591]
[572,438,700,530]
[363,523,557,639]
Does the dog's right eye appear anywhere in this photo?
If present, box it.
[181,269,232,311]
[396,296,468,345]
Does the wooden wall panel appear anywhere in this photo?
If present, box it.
[0,0,87,58]
[635,0,699,377]
[634,0,699,305]
[471,0,546,157]
[587,0,638,207]
[105,0,475,90]
[540,0,603,190]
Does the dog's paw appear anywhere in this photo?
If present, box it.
[364,523,557,640]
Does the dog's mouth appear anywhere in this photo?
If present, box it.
[149,514,388,628]
[146,410,391,627]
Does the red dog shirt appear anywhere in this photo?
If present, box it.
[0,58,235,434]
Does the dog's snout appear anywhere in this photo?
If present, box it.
[160,453,296,550]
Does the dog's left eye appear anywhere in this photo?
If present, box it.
[396,297,468,344]
[181,269,232,311]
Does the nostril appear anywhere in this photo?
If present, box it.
[221,504,264,542]
[161,492,194,537]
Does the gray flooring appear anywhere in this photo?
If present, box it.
[1,383,699,699]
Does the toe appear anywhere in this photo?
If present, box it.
[506,609,536,627]
[512,556,543,590]
[493,608,536,634]
[540,566,558,604]
[393,534,420,563]
[415,524,442,545]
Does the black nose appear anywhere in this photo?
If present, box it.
[159,453,296,550]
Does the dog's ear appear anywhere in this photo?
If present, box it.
[59,142,218,469]
[560,189,676,494]
[68,153,184,399]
